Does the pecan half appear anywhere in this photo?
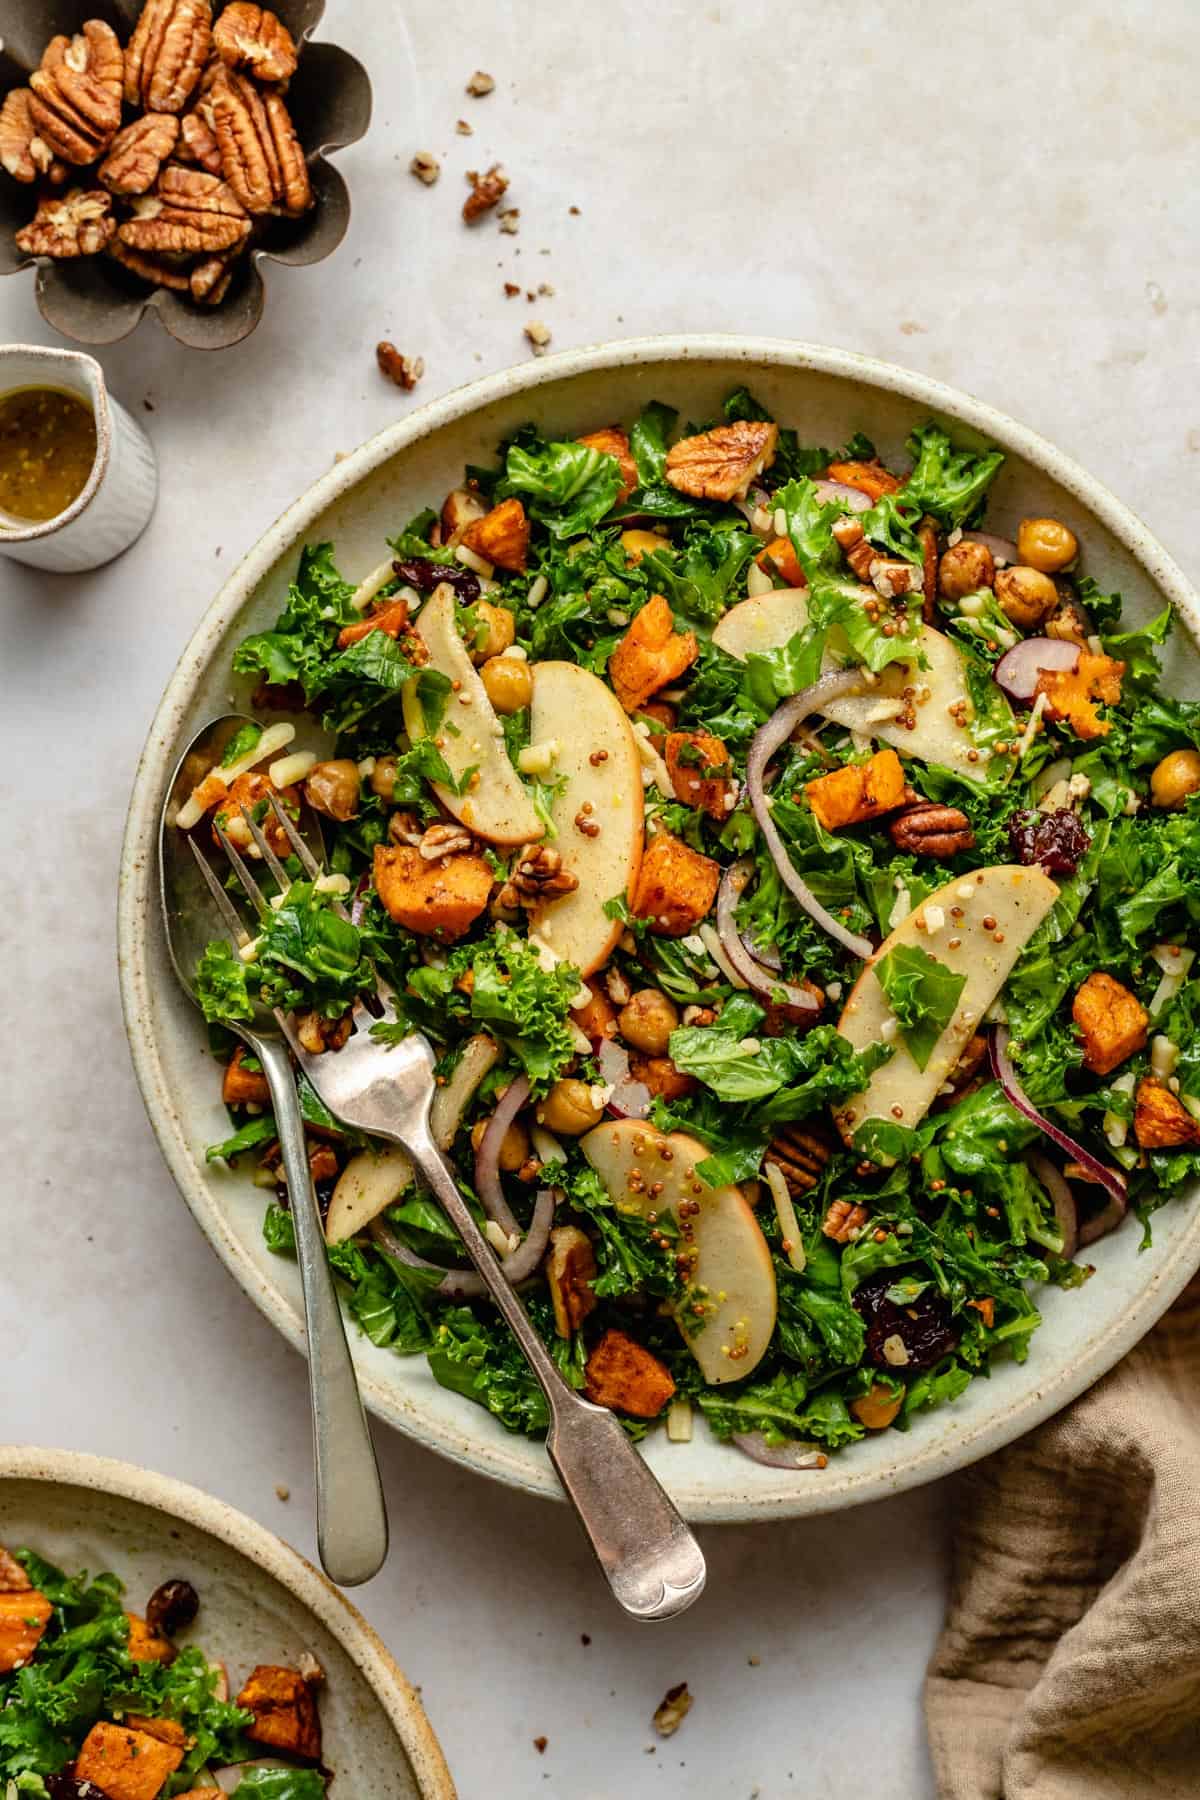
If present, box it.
[119,166,250,254]
[823,1198,870,1243]
[109,236,193,289]
[99,114,180,195]
[417,822,474,862]
[125,0,213,114]
[510,844,579,901]
[0,87,60,185]
[665,420,779,502]
[262,88,312,214]
[190,253,235,303]
[888,800,975,858]
[179,103,223,173]
[209,68,310,215]
[463,163,508,223]
[213,3,299,85]
[764,1124,834,1197]
[29,22,123,165]
[16,186,114,258]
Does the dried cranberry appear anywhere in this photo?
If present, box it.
[46,1778,106,1799]
[1008,807,1091,876]
[392,556,480,603]
[852,1270,959,1372]
[146,1576,199,1637]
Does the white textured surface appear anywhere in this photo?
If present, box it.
[1,1,1197,1795]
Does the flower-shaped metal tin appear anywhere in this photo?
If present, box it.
[0,0,370,349]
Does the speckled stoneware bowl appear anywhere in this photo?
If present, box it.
[118,336,1200,1523]
[0,1446,454,1797]
[0,0,370,349]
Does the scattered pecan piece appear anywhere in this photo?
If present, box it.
[29,22,124,165]
[213,3,299,84]
[124,0,213,114]
[465,69,496,95]
[764,1124,834,1197]
[179,102,223,172]
[832,515,921,598]
[99,113,180,194]
[16,186,114,258]
[376,342,424,389]
[109,237,193,288]
[653,1684,693,1738]
[510,844,578,901]
[665,420,778,502]
[0,87,60,185]
[409,149,440,185]
[463,162,508,222]
[524,319,551,353]
[823,1198,870,1243]
[888,800,975,858]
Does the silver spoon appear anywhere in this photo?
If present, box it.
[158,715,388,1587]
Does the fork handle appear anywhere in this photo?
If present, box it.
[251,1033,389,1587]
[405,1128,706,1622]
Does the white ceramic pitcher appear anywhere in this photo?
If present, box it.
[0,344,157,573]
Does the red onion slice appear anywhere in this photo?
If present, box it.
[597,1036,652,1120]
[989,1026,1127,1210]
[1026,1150,1078,1261]
[369,1186,557,1295]
[716,859,820,1010]
[733,1432,828,1470]
[742,930,782,971]
[1078,1191,1129,1248]
[962,529,1019,566]
[995,637,1080,706]
[812,479,872,513]
[474,1074,529,1239]
[745,671,875,960]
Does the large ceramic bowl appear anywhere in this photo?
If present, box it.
[0,1445,454,1796]
[118,336,1200,1522]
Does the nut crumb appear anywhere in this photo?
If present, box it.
[466,69,496,96]
[532,1736,547,1754]
[653,1682,693,1738]
[569,204,580,215]
[464,163,508,223]
[524,320,551,355]
[275,1484,290,1501]
[747,1654,760,1666]
[503,281,521,296]
[376,342,424,389]
[410,150,440,185]
[498,206,520,234]
[455,118,473,135]
[537,281,555,296]
[580,1633,591,1646]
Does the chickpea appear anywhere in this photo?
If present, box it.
[937,539,994,602]
[370,754,398,803]
[471,1114,531,1172]
[480,654,533,714]
[536,1078,606,1136]
[850,1383,903,1431]
[469,600,516,664]
[1017,516,1078,574]
[1150,748,1200,811]
[304,758,361,822]
[993,564,1059,630]
[618,988,679,1056]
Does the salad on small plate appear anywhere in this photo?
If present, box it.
[177,387,1200,1472]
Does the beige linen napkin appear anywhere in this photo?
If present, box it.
[925,1273,1200,1799]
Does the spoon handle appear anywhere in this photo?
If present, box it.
[253,1033,388,1586]
[405,1127,706,1622]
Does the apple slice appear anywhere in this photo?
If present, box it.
[325,1144,415,1246]
[712,587,811,659]
[835,864,1060,1155]
[817,623,993,784]
[404,584,543,846]
[526,661,645,977]
[582,1118,777,1383]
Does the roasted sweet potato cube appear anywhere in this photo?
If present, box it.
[1134,1077,1199,1149]
[572,977,618,1043]
[461,497,530,572]
[1035,651,1125,741]
[124,1716,187,1748]
[664,730,735,821]
[0,1547,31,1592]
[0,1589,52,1672]
[237,1664,322,1762]
[222,1045,270,1107]
[631,832,720,937]
[1072,972,1148,1076]
[806,748,906,831]
[608,594,698,712]
[584,1329,675,1418]
[337,596,410,649]
[629,1053,696,1102]
[75,1721,184,1800]
[545,1225,598,1337]
[373,844,492,941]
[824,459,901,501]
[125,1612,175,1664]
[578,426,637,504]
[755,535,806,588]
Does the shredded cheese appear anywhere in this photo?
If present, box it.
[764,1163,806,1273]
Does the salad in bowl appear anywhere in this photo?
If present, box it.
[176,386,1200,1471]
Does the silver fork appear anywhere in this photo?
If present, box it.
[245,792,707,1623]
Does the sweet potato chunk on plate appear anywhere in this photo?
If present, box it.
[585,1328,676,1418]
[1072,971,1148,1076]
[373,843,492,941]
[806,748,906,832]
[608,594,698,713]
[237,1662,323,1761]
[631,831,719,937]
[75,1721,184,1800]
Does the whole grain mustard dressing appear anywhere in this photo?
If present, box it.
[0,387,97,525]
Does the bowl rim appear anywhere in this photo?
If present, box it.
[0,345,111,540]
[0,1443,455,1797]
[118,333,1200,1522]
